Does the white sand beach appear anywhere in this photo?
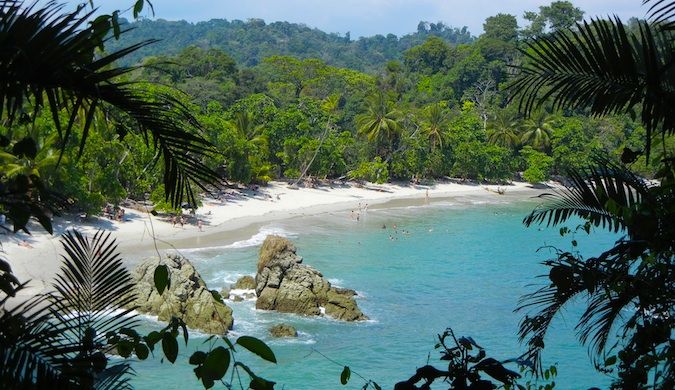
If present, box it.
[0,180,545,298]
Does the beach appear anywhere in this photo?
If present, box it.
[0,180,544,298]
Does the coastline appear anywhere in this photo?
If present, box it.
[0,180,547,297]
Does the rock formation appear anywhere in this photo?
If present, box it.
[269,323,298,337]
[131,253,234,334]
[233,275,256,290]
[255,235,367,321]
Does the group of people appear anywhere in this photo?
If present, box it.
[171,214,204,232]
[102,205,125,221]
[350,202,369,222]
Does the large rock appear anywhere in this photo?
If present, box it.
[255,235,367,321]
[233,275,256,290]
[269,323,298,338]
[131,253,234,334]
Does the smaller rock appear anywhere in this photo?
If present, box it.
[220,287,231,298]
[269,324,298,338]
[233,275,256,290]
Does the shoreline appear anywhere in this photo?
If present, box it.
[0,180,547,297]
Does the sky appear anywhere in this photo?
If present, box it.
[75,0,647,38]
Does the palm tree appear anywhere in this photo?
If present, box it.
[509,1,675,387]
[487,110,520,150]
[228,111,271,183]
[0,230,138,388]
[420,103,449,150]
[356,92,402,156]
[519,111,554,151]
[0,0,221,233]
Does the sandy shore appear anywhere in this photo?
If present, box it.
[0,180,545,297]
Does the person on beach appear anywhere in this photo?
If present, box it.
[171,215,177,227]
[198,219,203,232]
[179,216,185,228]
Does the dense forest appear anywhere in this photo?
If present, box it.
[107,18,473,70]
[4,0,666,216]
[2,0,674,388]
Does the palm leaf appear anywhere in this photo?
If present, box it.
[523,157,650,234]
[0,230,138,388]
[644,0,675,29]
[0,0,221,209]
[508,17,675,158]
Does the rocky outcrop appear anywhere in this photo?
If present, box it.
[269,323,298,337]
[255,235,367,321]
[233,275,256,290]
[131,253,234,334]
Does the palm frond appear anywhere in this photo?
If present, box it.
[0,0,221,208]
[50,231,138,346]
[516,255,589,373]
[0,230,138,388]
[509,17,675,158]
[0,294,73,388]
[644,0,675,29]
[523,157,650,234]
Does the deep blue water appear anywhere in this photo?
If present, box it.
[130,196,619,389]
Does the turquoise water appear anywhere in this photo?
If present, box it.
[130,196,618,389]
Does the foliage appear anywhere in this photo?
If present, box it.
[0,0,221,236]
[511,1,675,387]
[0,231,137,388]
[103,17,473,72]
[392,328,556,390]
[349,157,389,184]
[521,146,553,183]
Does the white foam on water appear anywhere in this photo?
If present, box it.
[209,271,250,286]
[182,225,296,254]
[228,288,257,301]
[223,225,295,249]
[327,278,343,286]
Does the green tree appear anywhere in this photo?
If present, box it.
[356,93,403,157]
[403,36,451,74]
[520,111,555,151]
[0,0,221,236]
[522,1,584,39]
[487,110,520,149]
[483,13,519,42]
[521,146,553,183]
[420,103,450,150]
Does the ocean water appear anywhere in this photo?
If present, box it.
[130,196,618,389]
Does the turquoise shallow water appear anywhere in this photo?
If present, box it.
[130,196,618,389]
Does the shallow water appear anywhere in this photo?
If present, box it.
[130,196,618,389]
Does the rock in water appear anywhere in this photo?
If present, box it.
[233,275,256,290]
[131,253,234,334]
[269,323,298,337]
[255,235,368,321]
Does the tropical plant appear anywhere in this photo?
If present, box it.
[509,0,675,159]
[356,92,403,155]
[518,158,674,388]
[392,328,556,390]
[487,110,520,150]
[0,230,138,388]
[0,0,221,234]
[520,111,554,152]
[420,103,450,150]
[509,1,675,387]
